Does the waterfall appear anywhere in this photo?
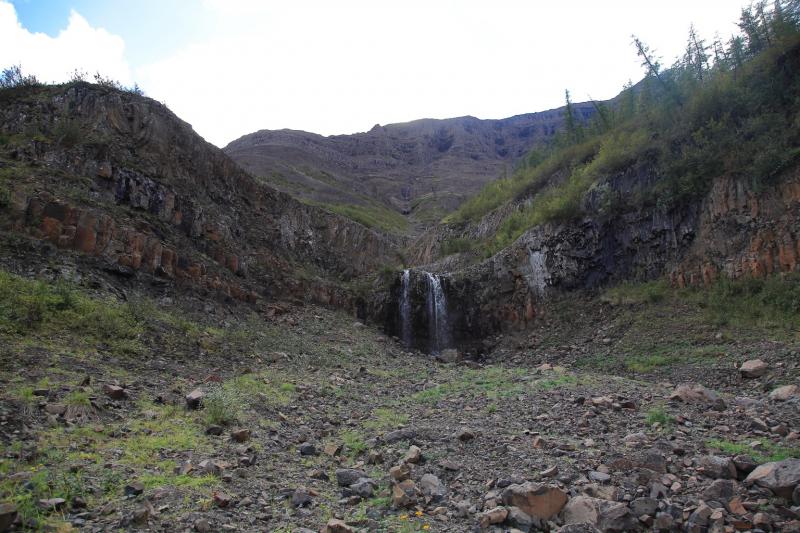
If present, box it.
[399,269,412,348]
[528,250,548,296]
[425,272,450,354]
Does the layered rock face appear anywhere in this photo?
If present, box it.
[0,84,397,306]
[380,167,800,353]
[224,104,596,229]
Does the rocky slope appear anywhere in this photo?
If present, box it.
[0,83,398,311]
[224,104,596,232]
[0,272,798,532]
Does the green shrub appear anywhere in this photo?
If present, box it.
[440,237,477,256]
[203,385,245,426]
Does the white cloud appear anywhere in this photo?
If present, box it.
[138,0,745,147]
[0,1,132,85]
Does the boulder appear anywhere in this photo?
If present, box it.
[391,479,417,508]
[702,479,738,501]
[419,473,447,502]
[561,495,638,532]
[335,469,366,487]
[478,506,508,528]
[698,455,737,479]
[669,383,725,409]
[769,384,800,401]
[230,428,250,442]
[185,388,204,409]
[744,458,800,498]
[349,478,376,499]
[323,519,353,533]
[403,445,422,464]
[103,384,129,400]
[739,359,768,378]
[501,482,568,520]
[384,427,415,443]
[0,503,17,532]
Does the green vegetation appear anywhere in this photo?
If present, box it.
[314,201,409,235]
[703,274,800,329]
[341,430,368,458]
[645,406,675,428]
[0,270,144,355]
[534,373,578,390]
[363,407,409,430]
[603,280,670,305]
[603,274,800,332]
[440,237,479,256]
[446,3,800,255]
[412,366,527,404]
[707,438,800,463]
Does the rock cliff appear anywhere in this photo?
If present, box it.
[0,83,397,308]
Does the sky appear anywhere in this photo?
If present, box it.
[2,0,746,147]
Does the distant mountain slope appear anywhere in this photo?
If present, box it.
[224,104,595,233]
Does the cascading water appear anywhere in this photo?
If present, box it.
[399,269,412,348]
[425,272,451,354]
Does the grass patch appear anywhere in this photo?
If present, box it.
[411,366,527,404]
[534,373,578,390]
[602,280,670,305]
[315,202,408,235]
[707,438,800,463]
[0,270,144,355]
[363,408,409,431]
[341,430,367,459]
[645,406,674,428]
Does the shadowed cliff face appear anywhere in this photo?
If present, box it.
[224,104,596,233]
[377,166,800,355]
[0,84,398,307]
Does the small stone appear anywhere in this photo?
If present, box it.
[44,403,66,416]
[212,492,231,508]
[194,518,211,532]
[383,427,415,443]
[654,512,673,530]
[185,388,204,409]
[367,450,383,464]
[540,465,559,478]
[389,463,412,481]
[298,442,317,456]
[0,503,18,531]
[230,428,250,442]
[323,518,354,533]
[478,507,508,528]
[419,473,447,502]
[132,505,150,523]
[350,478,376,499]
[403,445,422,464]
[103,384,128,400]
[739,359,768,378]
[630,497,658,517]
[335,468,366,487]
[589,471,611,483]
[391,479,417,508]
[323,442,341,456]
[455,427,476,442]
[205,425,223,436]
[291,488,312,507]
[124,481,144,496]
[753,512,771,529]
[38,498,66,510]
